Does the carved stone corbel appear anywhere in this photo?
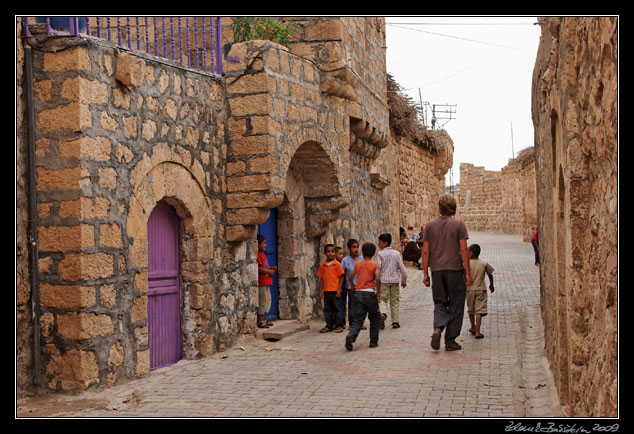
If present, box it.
[370,173,390,189]
[349,119,390,159]
[304,196,349,237]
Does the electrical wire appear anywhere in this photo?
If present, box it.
[387,23,523,51]
[403,44,499,90]
[387,22,537,26]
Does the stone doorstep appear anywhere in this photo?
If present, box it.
[256,320,310,341]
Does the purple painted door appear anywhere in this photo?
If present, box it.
[147,200,181,369]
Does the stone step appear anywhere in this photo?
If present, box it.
[256,320,310,341]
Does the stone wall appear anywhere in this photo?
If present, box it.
[501,147,537,241]
[16,17,35,394]
[20,35,238,391]
[395,131,452,232]
[456,149,536,240]
[222,17,395,322]
[531,16,617,417]
[17,17,409,394]
[456,163,503,232]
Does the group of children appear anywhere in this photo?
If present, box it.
[257,232,495,350]
[315,233,408,351]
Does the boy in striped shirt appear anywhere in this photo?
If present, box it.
[377,233,407,329]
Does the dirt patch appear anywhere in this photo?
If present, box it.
[16,393,109,418]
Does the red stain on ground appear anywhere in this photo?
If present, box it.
[295,339,489,380]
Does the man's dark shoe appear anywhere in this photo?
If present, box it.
[380,313,386,330]
[431,328,442,350]
[445,342,462,351]
[369,342,378,348]
[345,336,354,351]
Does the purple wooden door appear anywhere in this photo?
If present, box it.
[147,200,181,369]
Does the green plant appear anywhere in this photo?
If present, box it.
[231,17,256,42]
[231,17,296,48]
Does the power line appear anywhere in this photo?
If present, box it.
[387,22,537,26]
[403,43,498,90]
[387,23,523,51]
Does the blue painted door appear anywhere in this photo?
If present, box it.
[257,208,278,320]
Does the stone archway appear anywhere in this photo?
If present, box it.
[275,140,348,321]
[126,161,216,374]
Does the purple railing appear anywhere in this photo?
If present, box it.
[22,16,224,75]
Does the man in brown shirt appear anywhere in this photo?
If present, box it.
[421,195,472,351]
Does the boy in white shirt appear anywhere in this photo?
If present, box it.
[466,244,494,339]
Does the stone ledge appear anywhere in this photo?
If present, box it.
[257,320,310,341]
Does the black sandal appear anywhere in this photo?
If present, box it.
[392,322,400,328]
[257,322,270,328]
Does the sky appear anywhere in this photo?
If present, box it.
[384,16,542,186]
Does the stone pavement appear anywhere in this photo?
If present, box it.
[16,232,563,419]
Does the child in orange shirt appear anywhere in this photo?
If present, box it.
[316,244,345,333]
[345,242,381,351]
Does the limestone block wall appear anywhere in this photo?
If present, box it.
[223,40,352,321]
[521,160,537,241]
[395,133,450,231]
[500,162,524,236]
[456,163,503,232]
[19,36,243,392]
[456,150,536,240]
[222,17,394,322]
[501,148,537,241]
[16,16,411,394]
[531,16,617,417]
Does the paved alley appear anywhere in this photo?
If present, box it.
[16,232,562,419]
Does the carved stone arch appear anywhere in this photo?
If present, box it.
[275,139,348,321]
[284,140,348,237]
[126,160,216,370]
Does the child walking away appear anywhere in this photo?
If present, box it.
[257,235,277,328]
[466,244,494,339]
[345,242,381,351]
[377,233,407,329]
[316,244,345,333]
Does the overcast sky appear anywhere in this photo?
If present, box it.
[384,16,542,185]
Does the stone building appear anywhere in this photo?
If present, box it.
[501,147,537,241]
[531,17,618,417]
[16,17,452,395]
[456,163,503,232]
[455,147,536,241]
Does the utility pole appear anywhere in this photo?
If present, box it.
[418,88,426,127]
[510,120,515,159]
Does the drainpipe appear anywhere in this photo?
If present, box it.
[23,46,42,386]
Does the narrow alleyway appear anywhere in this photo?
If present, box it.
[17,232,562,419]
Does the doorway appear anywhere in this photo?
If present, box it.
[147,200,182,369]
[258,208,279,321]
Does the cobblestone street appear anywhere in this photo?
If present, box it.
[17,232,563,419]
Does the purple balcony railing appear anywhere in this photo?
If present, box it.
[22,16,224,75]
